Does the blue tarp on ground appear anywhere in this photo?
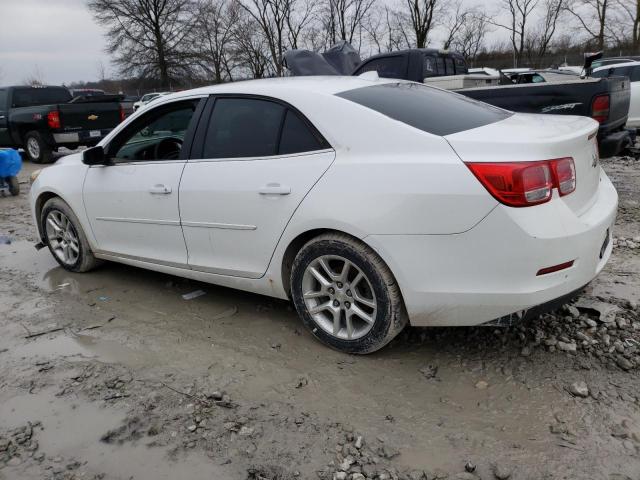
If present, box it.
[0,149,21,177]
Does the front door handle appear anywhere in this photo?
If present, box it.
[258,183,291,195]
[149,184,172,195]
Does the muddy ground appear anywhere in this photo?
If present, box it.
[0,153,639,480]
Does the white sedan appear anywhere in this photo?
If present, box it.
[132,92,170,112]
[29,76,617,353]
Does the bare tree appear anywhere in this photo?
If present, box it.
[451,13,490,65]
[442,0,471,50]
[232,9,273,78]
[322,0,377,48]
[614,0,640,48]
[365,6,407,52]
[398,0,439,48]
[88,0,196,88]
[524,0,566,66]
[191,0,238,82]
[22,65,46,86]
[238,0,295,76]
[490,0,539,67]
[286,0,316,49]
[566,0,610,50]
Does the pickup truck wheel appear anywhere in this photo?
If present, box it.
[24,131,53,164]
[8,176,19,196]
[41,197,101,272]
[290,233,408,354]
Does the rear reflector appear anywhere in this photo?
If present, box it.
[536,260,574,276]
[591,94,609,123]
[466,158,576,207]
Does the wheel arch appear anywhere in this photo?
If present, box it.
[34,191,68,241]
[279,228,404,303]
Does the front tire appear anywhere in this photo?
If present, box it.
[24,131,53,164]
[41,197,100,272]
[290,233,407,354]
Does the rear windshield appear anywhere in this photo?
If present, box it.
[11,87,72,108]
[336,82,512,136]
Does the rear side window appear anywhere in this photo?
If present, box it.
[423,55,437,77]
[0,89,6,109]
[201,97,328,159]
[445,57,454,75]
[454,57,467,74]
[11,87,72,108]
[337,83,512,136]
[356,57,407,79]
[632,66,640,82]
[279,110,325,155]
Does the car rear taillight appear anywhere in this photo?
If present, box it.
[549,157,576,196]
[591,94,609,123]
[47,110,61,129]
[466,157,576,207]
[465,162,553,207]
[119,104,126,123]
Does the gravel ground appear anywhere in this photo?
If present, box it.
[0,152,639,480]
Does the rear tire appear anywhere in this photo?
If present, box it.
[41,197,101,272]
[290,233,407,354]
[24,131,54,164]
[8,176,19,196]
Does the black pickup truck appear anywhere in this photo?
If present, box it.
[0,86,124,163]
[285,45,633,157]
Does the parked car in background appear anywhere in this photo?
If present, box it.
[593,61,640,129]
[591,56,640,69]
[132,92,170,112]
[30,77,617,353]
[0,85,125,163]
[120,95,140,118]
[285,46,634,157]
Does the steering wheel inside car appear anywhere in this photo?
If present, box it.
[154,137,183,160]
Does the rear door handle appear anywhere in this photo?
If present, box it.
[149,184,172,195]
[258,183,291,195]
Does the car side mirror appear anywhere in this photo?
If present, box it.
[82,146,110,166]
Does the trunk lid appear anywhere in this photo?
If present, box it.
[57,102,121,132]
[445,113,601,216]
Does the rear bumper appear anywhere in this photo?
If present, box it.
[52,129,112,146]
[366,170,618,327]
[599,129,634,158]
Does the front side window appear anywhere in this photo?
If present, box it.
[631,66,640,82]
[200,97,328,159]
[337,82,512,136]
[109,100,198,162]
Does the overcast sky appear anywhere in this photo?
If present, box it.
[0,0,109,85]
[0,0,508,86]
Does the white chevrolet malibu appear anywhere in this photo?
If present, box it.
[30,76,617,353]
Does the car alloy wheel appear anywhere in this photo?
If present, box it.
[26,136,41,160]
[301,254,377,340]
[45,210,80,266]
